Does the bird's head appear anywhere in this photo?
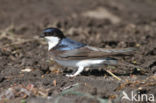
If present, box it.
[40,28,65,50]
[40,28,65,39]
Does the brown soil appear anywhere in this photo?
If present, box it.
[0,0,156,103]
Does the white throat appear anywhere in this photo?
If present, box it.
[45,36,60,50]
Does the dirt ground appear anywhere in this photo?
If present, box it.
[0,0,156,103]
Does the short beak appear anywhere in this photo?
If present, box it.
[40,33,45,38]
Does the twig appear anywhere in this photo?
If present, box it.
[106,70,121,81]
[60,83,79,91]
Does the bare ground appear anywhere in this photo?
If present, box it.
[0,0,156,103]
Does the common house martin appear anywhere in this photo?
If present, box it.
[40,28,136,77]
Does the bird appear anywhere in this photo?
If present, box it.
[40,27,136,77]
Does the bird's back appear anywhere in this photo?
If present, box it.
[54,38,86,51]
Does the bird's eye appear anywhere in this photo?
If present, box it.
[45,32,49,36]
[53,32,57,36]
[49,32,52,36]
[44,32,47,36]
[45,32,50,36]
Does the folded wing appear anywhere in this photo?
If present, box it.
[57,46,136,60]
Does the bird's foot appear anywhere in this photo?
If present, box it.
[66,74,76,77]
[66,66,84,77]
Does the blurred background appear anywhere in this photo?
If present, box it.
[0,0,156,103]
[0,0,155,43]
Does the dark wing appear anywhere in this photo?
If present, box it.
[55,46,136,60]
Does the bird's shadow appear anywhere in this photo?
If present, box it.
[81,69,132,76]
[63,68,145,77]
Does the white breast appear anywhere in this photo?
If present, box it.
[45,36,60,50]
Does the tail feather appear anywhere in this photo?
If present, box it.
[108,48,137,53]
[88,46,137,53]
[101,47,137,56]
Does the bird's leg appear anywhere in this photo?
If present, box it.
[66,66,84,77]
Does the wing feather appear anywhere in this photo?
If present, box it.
[56,46,136,60]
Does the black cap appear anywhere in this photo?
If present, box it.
[40,28,65,39]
